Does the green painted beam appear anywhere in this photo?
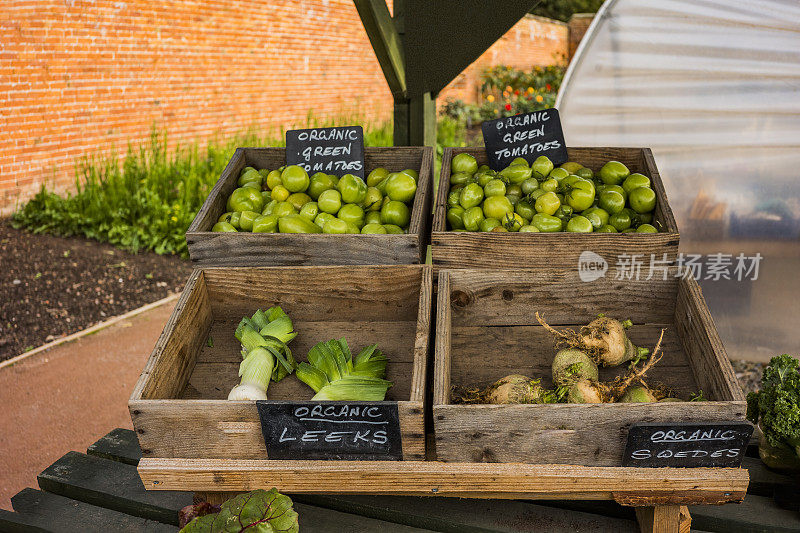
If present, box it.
[354,0,406,99]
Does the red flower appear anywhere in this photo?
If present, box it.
[546,83,552,91]
[514,89,520,96]
[505,103,512,111]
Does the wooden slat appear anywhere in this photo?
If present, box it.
[674,277,744,402]
[293,494,639,532]
[0,510,52,533]
[295,502,435,532]
[37,451,192,525]
[87,428,141,466]
[131,270,211,401]
[432,402,745,466]
[186,147,434,266]
[410,265,433,403]
[433,271,451,407]
[635,505,681,533]
[445,268,679,326]
[690,494,800,532]
[10,488,175,533]
[136,459,749,505]
[130,400,425,460]
[641,148,679,235]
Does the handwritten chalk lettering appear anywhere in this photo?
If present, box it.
[286,126,365,179]
[494,111,551,130]
[650,429,737,443]
[631,448,742,461]
[493,140,562,160]
[502,127,545,144]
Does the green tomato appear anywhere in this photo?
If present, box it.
[383,224,404,234]
[599,161,630,185]
[482,195,514,220]
[582,210,603,230]
[505,194,519,206]
[314,212,335,229]
[502,212,525,232]
[260,190,271,206]
[639,213,653,225]
[381,200,411,228]
[238,168,262,187]
[597,224,618,233]
[636,223,658,233]
[462,206,485,231]
[575,167,594,180]
[519,224,540,232]
[252,214,278,233]
[480,218,501,232]
[281,165,310,193]
[322,217,349,234]
[400,168,418,181]
[298,202,319,220]
[212,221,237,232]
[366,167,389,187]
[604,184,627,201]
[337,174,368,204]
[598,190,625,214]
[499,165,532,185]
[531,156,554,179]
[218,212,234,223]
[238,210,259,232]
[506,184,522,197]
[338,203,365,228]
[510,157,529,167]
[609,211,632,231]
[483,179,507,198]
[459,183,484,209]
[565,178,596,212]
[452,153,478,174]
[364,187,383,211]
[560,161,583,173]
[582,206,609,226]
[364,211,382,226]
[623,173,650,194]
[278,214,321,233]
[385,173,417,203]
[307,172,337,200]
[520,177,539,195]
[270,184,290,202]
[317,189,342,214]
[449,171,474,186]
[628,186,657,213]
[475,172,496,187]
[541,178,559,192]
[534,191,561,216]
[515,199,536,220]
[229,212,241,229]
[447,189,462,208]
[273,201,297,218]
[566,215,593,233]
[286,192,312,211]
[266,170,283,190]
[447,206,465,230]
[554,205,573,219]
[532,213,562,232]
[548,167,570,181]
[361,223,388,234]
[529,189,547,201]
[227,187,264,213]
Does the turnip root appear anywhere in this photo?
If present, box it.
[551,348,598,386]
[567,380,604,403]
[620,385,657,403]
[486,374,552,404]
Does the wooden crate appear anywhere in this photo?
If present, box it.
[129,265,432,461]
[187,147,434,266]
[432,267,746,466]
[431,147,680,270]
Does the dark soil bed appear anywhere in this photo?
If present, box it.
[0,219,192,361]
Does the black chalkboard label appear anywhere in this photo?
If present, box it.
[285,126,365,178]
[256,401,402,460]
[623,421,754,468]
[481,109,568,170]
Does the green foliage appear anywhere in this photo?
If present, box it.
[179,489,298,533]
[12,118,394,258]
[747,354,800,449]
[689,390,707,402]
[530,0,605,22]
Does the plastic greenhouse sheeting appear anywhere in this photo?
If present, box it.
[557,0,800,362]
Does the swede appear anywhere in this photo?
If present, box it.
[551,348,598,386]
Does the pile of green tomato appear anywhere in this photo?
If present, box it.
[212,165,419,234]
[445,153,659,233]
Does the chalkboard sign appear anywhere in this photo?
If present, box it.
[285,126,365,178]
[623,421,754,468]
[256,401,402,460]
[481,109,568,170]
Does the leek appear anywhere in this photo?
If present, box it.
[228,307,298,401]
[297,339,392,401]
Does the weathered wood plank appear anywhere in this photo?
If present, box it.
[137,458,748,505]
[445,268,679,326]
[186,147,434,266]
[10,488,175,533]
[0,510,51,533]
[635,505,682,533]
[87,428,141,466]
[37,451,192,525]
[433,271,452,407]
[690,494,800,532]
[433,402,745,466]
[295,502,434,532]
[294,494,639,532]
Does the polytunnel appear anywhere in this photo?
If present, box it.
[557,0,800,361]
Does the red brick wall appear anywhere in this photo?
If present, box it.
[0,3,567,213]
[568,13,595,59]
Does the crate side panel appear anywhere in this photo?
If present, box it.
[188,150,246,233]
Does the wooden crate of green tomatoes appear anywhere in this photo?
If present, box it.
[187,147,433,266]
[431,147,679,270]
